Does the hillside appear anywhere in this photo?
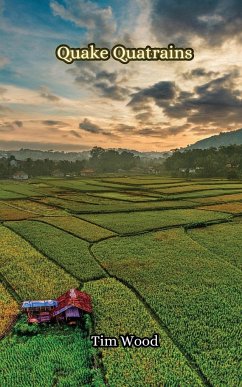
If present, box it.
[189,128,242,149]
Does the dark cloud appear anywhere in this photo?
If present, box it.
[137,124,189,138]
[95,82,130,101]
[150,0,242,45]
[42,120,69,127]
[115,124,136,133]
[183,68,220,80]
[0,120,22,132]
[13,120,23,127]
[127,68,242,137]
[79,118,114,137]
[39,87,60,102]
[79,118,103,134]
[68,63,130,101]
[128,81,177,111]
[69,130,82,138]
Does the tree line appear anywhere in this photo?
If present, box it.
[164,145,242,178]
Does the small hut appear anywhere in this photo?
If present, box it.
[21,289,92,324]
[22,300,58,323]
[52,289,92,323]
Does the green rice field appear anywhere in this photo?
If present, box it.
[0,176,241,386]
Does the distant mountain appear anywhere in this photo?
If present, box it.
[188,128,242,149]
[0,147,170,161]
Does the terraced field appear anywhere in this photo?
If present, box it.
[80,208,230,234]
[0,176,241,386]
[7,220,106,281]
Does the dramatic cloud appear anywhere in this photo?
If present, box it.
[39,87,60,102]
[128,81,177,111]
[150,0,242,45]
[50,0,116,45]
[79,118,103,134]
[68,63,130,101]
[79,118,115,137]
[127,69,242,138]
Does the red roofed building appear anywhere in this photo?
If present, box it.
[52,288,92,322]
[22,288,92,324]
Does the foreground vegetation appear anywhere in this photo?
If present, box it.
[0,318,102,387]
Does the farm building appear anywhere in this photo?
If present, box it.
[12,171,29,180]
[22,289,92,324]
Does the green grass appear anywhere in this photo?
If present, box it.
[0,189,24,200]
[0,319,102,387]
[188,222,242,269]
[91,229,242,386]
[0,225,77,300]
[80,209,230,234]
[7,221,106,281]
[83,278,202,386]
[40,216,116,242]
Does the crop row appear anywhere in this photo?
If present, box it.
[91,229,242,386]
[168,188,242,200]
[3,200,65,216]
[191,192,242,204]
[0,183,43,197]
[0,283,18,337]
[40,216,115,241]
[90,192,159,202]
[198,202,242,214]
[0,202,37,221]
[0,225,77,299]
[80,208,230,234]
[154,184,242,194]
[7,221,106,281]
[0,320,101,387]
[36,196,197,214]
[83,278,202,386]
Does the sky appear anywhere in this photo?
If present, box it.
[0,0,242,152]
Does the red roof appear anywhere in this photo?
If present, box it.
[52,288,92,316]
